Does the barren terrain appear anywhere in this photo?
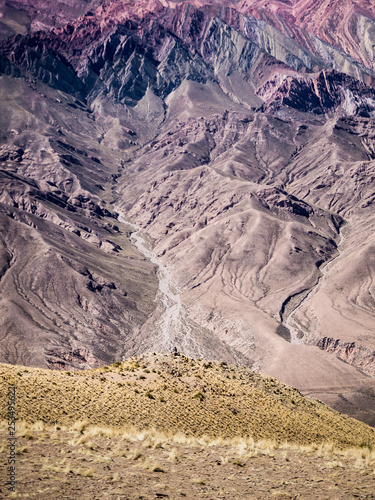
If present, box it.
[1,423,375,499]
[0,0,374,426]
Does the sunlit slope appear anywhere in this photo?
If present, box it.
[1,353,374,448]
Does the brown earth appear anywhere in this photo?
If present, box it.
[1,422,374,499]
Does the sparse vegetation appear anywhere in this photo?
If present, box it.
[0,418,375,498]
[1,353,374,449]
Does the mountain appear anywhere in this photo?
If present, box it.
[0,0,374,426]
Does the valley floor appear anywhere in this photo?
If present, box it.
[1,423,374,499]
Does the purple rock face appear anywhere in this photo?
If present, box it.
[0,0,375,426]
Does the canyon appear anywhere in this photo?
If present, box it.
[0,0,374,425]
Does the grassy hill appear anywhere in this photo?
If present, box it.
[1,353,374,448]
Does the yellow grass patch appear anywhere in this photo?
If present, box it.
[0,352,374,450]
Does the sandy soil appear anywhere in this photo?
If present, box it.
[1,427,374,499]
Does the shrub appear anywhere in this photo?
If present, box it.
[193,392,204,402]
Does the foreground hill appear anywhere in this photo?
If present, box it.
[1,353,374,448]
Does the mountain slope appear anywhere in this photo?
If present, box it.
[2,355,375,499]
[0,0,374,425]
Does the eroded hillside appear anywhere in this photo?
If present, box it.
[0,0,374,425]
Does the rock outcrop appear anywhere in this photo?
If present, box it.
[318,337,375,378]
[258,70,375,115]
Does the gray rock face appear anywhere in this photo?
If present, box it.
[0,0,375,425]
[258,70,375,115]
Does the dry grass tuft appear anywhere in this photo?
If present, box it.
[168,448,180,462]
[71,420,89,434]
[129,448,143,460]
[192,477,206,485]
[16,445,29,455]
[138,460,164,472]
